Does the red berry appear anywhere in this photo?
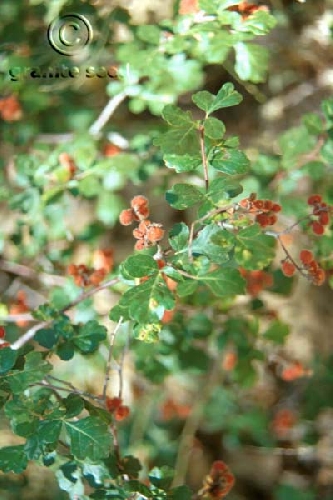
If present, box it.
[114,405,130,421]
[131,195,148,210]
[146,224,165,243]
[282,261,296,277]
[119,209,135,226]
[256,213,270,227]
[308,194,322,205]
[299,249,314,265]
[0,326,5,339]
[319,211,329,226]
[134,239,146,250]
[312,220,324,235]
[271,203,282,212]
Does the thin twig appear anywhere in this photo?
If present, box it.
[89,91,128,137]
[118,329,129,400]
[103,317,124,401]
[10,277,120,350]
[199,123,209,192]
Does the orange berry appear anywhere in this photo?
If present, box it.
[131,195,148,210]
[89,269,106,286]
[106,397,122,412]
[256,213,270,227]
[299,249,314,265]
[119,209,135,226]
[319,211,329,226]
[67,264,76,275]
[308,194,322,205]
[312,220,324,235]
[146,224,165,243]
[163,274,178,292]
[103,143,122,157]
[281,260,296,277]
[161,309,175,324]
[222,351,238,371]
[133,228,144,239]
[138,220,151,232]
[271,203,282,212]
[134,239,146,251]
[268,214,278,225]
[263,200,273,211]
[93,249,114,273]
[312,268,325,286]
[281,361,305,381]
[114,405,130,421]
[156,259,165,269]
[253,200,264,210]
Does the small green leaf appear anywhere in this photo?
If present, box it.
[204,117,226,139]
[64,416,112,460]
[202,268,246,296]
[264,321,289,344]
[78,177,101,197]
[0,445,28,473]
[64,394,85,418]
[154,105,198,155]
[210,149,250,176]
[0,348,17,375]
[235,43,269,83]
[74,320,107,354]
[164,154,202,173]
[192,83,242,114]
[149,466,174,490]
[207,177,243,204]
[234,224,276,269]
[6,352,52,393]
[166,183,203,209]
[169,222,189,251]
[121,255,158,279]
[167,485,192,500]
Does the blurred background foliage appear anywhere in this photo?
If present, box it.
[1,1,333,499]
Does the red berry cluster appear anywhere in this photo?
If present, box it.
[68,249,114,288]
[119,196,165,250]
[281,249,325,285]
[0,326,10,349]
[9,290,30,327]
[308,194,331,235]
[105,397,130,421]
[199,461,235,499]
[280,360,311,381]
[239,268,273,296]
[239,194,281,228]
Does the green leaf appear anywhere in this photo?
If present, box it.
[204,117,226,139]
[263,321,289,344]
[206,177,243,204]
[202,268,246,296]
[234,224,276,269]
[64,394,85,418]
[210,148,250,176]
[0,347,17,375]
[74,320,107,354]
[35,327,60,349]
[235,43,269,83]
[0,445,28,473]
[64,416,112,460]
[164,154,202,173]
[302,113,323,135]
[169,222,189,251]
[177,280,198,297]
[166,183,203,209]
[240,9,277,35]
[121,276,175,324]
[121,455,142,478]
[192,225,235,265]
[6,352,52,393]
[149,466,174,490]
[192,83,242,114]
[154,105,198,155]
[78,177,101,197]
[121,254,158,279]
[136,25,161,44]
[179,346,210,372]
